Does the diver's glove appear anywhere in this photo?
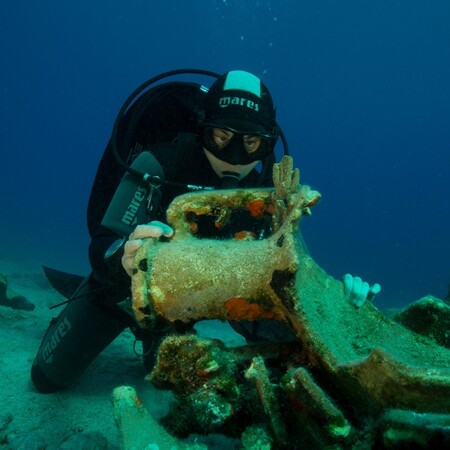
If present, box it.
[343,274,381,308]
[121,221,174,276]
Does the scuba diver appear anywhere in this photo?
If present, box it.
[31,69,380,393]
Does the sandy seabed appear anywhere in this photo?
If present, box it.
[0,258,244,449]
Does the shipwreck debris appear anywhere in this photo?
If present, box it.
[118,156,450,448]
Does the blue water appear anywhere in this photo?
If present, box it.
[1,0,449,308]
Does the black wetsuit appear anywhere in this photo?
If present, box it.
[31,134,283,393]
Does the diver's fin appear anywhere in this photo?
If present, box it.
[42,266,85,299]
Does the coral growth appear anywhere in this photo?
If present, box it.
[118,156,450,449]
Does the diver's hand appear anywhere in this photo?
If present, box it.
[121,221,174,276]
[343,274,381,308]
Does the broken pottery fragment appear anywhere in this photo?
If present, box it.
[122,156,450,448]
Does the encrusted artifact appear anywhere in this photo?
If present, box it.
[112,156,450,449]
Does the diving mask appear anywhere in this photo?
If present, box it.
[202,127,275,165]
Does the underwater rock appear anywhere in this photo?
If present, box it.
[149,334,304,440]
[149,335,241,435]
[394,295,450,349]
[0,273,34,311]
[127,156,450,448]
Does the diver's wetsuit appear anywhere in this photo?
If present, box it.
[31,134,284,393]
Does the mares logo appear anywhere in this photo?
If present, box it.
[42,317,72,364]
[219,96,259,111]
[121,186,147,226]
